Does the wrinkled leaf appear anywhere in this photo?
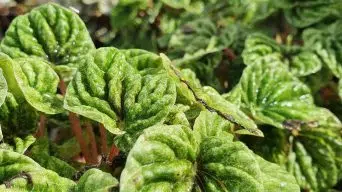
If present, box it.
[0,53,63,114]
[120,115,299,191]
[230,60,341,129]
[200,86,262,136]
[285,1,342,28]
[65,48,177,152]
[0,149,75,191]
[73,168,119,192]
[242,33,322,77]
[287,128,342,191]
[162,55,261,136]
[303,21,342,79]
[0,3,94,68]
[30,138,77,178]
[120,124,197,192]
[245,126,342,191]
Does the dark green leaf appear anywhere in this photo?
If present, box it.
[243,33,322,77]
[65,48,177,151]
[30,138,77,178]
[0,3,95,67]
[230,60,341,129]
[120,115,299,191]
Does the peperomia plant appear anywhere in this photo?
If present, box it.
[120,111,299,191]
[0,2,342,192]
[242,33,323,77]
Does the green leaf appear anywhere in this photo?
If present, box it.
[120,123,299,191]
[168,18,218,56]
[13,135,36,154]
[0,149,75,191]
[242,33,322,77]
[167,18,229,89]
[245,126,342,191]
[120,124,198,192]
[164,104,191,127]
[64,48,177,150]
[200,86,262,136]
[0,53,63,114]
[51,135,83,160]
[287,128,342,191]
[73,168,119,192]
[0,3,94,68]
[0,92,38,140]
[303,21,342,79]
[30,138,77,178]
[230,60,341,129]
[193,110,234,142]
[285,1,342,28]
[110,0,148,29]
[256,155,300,191]
[162,55,261,136]
[0,69,7,108]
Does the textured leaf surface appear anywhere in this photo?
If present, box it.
[256,155,300,191]
[0,53,63,114]
[0,93,38,140]
[303,21,342,79]
[168,18,217,57]
[0,69,7,108]
[287,128,342,191]
[168,19,247,90]
[121,116,299,191]
[246,126,342,191]
[120,124,197,192]
[0,149,75,191]
[73,168,119,192]
[13,135,35,154]
[30,138,76,178]
[230,60,341,129]
[0,3,94,67]
[65,48,176,150]
[192,111,233,142]
[285,1,342,28]
[163,55,261,136]
[196,136,264,191]
[242,33,322,77]
[200,86,262,136]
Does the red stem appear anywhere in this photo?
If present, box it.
[85,121,99,164]
[35,114,46,137]
[108,144,120,163]
[99,124,108,155]
[59,79,92,164]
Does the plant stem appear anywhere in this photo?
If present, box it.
[85,121,98,164]
[59,79,92,164]
[99,124,108,155]
[108,144,120,163]
[35,114,46,137]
